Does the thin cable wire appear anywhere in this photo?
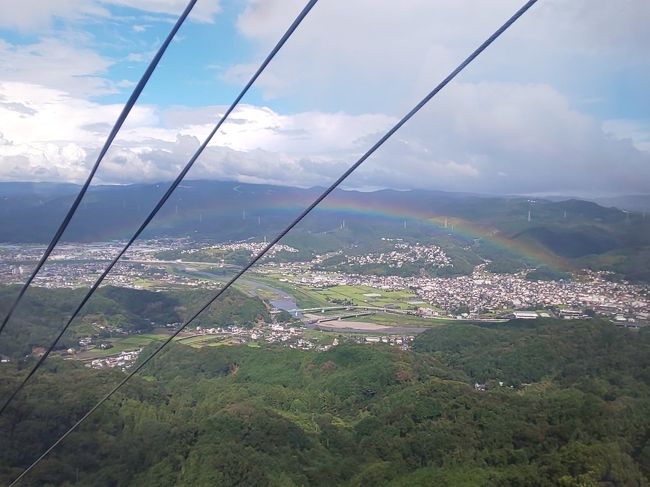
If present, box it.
[8,1,537,484]
[0,0,319,418]
[0,0,198,339]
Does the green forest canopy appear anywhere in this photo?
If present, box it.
[1,318,650,486]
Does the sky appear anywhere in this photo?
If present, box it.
[0,0,648,196]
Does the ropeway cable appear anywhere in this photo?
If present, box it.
[0,0,320,418]
[0,0,199,339]
[7,1,538,484]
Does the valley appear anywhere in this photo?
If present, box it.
[1,182,649,485]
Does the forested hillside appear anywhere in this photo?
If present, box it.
[0,285,269,359]
[1,319,649,486]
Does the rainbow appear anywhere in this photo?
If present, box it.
[268,192,569,272]
[86,185,568,272]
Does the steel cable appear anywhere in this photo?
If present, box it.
[8,1,537,484]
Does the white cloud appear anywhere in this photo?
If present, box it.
[0,81,158,182]
[0,38,116,97]
[0,0,221,30]
[107,0,222,23]
[229,0,650,114]
[0,1,109,31]
[347,82,650,194]
[0,81,390,185]
[0,79,648,195]
[603,119,650,153]
[0,81,157,145]
[536,0,650,54]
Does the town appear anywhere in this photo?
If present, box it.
[1,237,648,373]
[273,264,649,322]
[1,238,648,323]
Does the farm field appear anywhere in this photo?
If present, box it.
[311,285,419,310]
[252,274,428,311]
[75,332,172,359]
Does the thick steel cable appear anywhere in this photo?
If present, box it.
[0,0,198,338]
[8,1,537,484]
[0,0,320,418]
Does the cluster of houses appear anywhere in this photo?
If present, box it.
[179,241,299,259]
[194,323,307,346]
[87,349,142,371]
[344,242,452,270]
[357,335,414,350]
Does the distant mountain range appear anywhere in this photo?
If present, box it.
[590,194,650,212]
[0,180,648,281]
[531,193,650,212]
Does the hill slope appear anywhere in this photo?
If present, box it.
[1,319,650,485]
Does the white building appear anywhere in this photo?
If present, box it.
[511,311,538,320]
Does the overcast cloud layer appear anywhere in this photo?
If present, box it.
[0,0,648,196]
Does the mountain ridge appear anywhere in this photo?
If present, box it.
[0,180,648,281]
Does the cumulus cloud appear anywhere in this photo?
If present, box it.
[348,82,650,194]
[0,78,648,195]
[0,81,391,186]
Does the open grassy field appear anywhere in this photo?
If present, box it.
[301,328,373,344]
[131,278,158,289]
[78,333,232,358]
[76,332,171,359]
[111,334,168,346]
[312,285,418,309]
[177,335,221,345]
[251,274,427,311]
[192,337,241,348]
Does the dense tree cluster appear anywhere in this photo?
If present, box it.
[1,319,650,485]
[0,285,269,359]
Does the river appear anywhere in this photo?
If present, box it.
[180,266,302,318]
